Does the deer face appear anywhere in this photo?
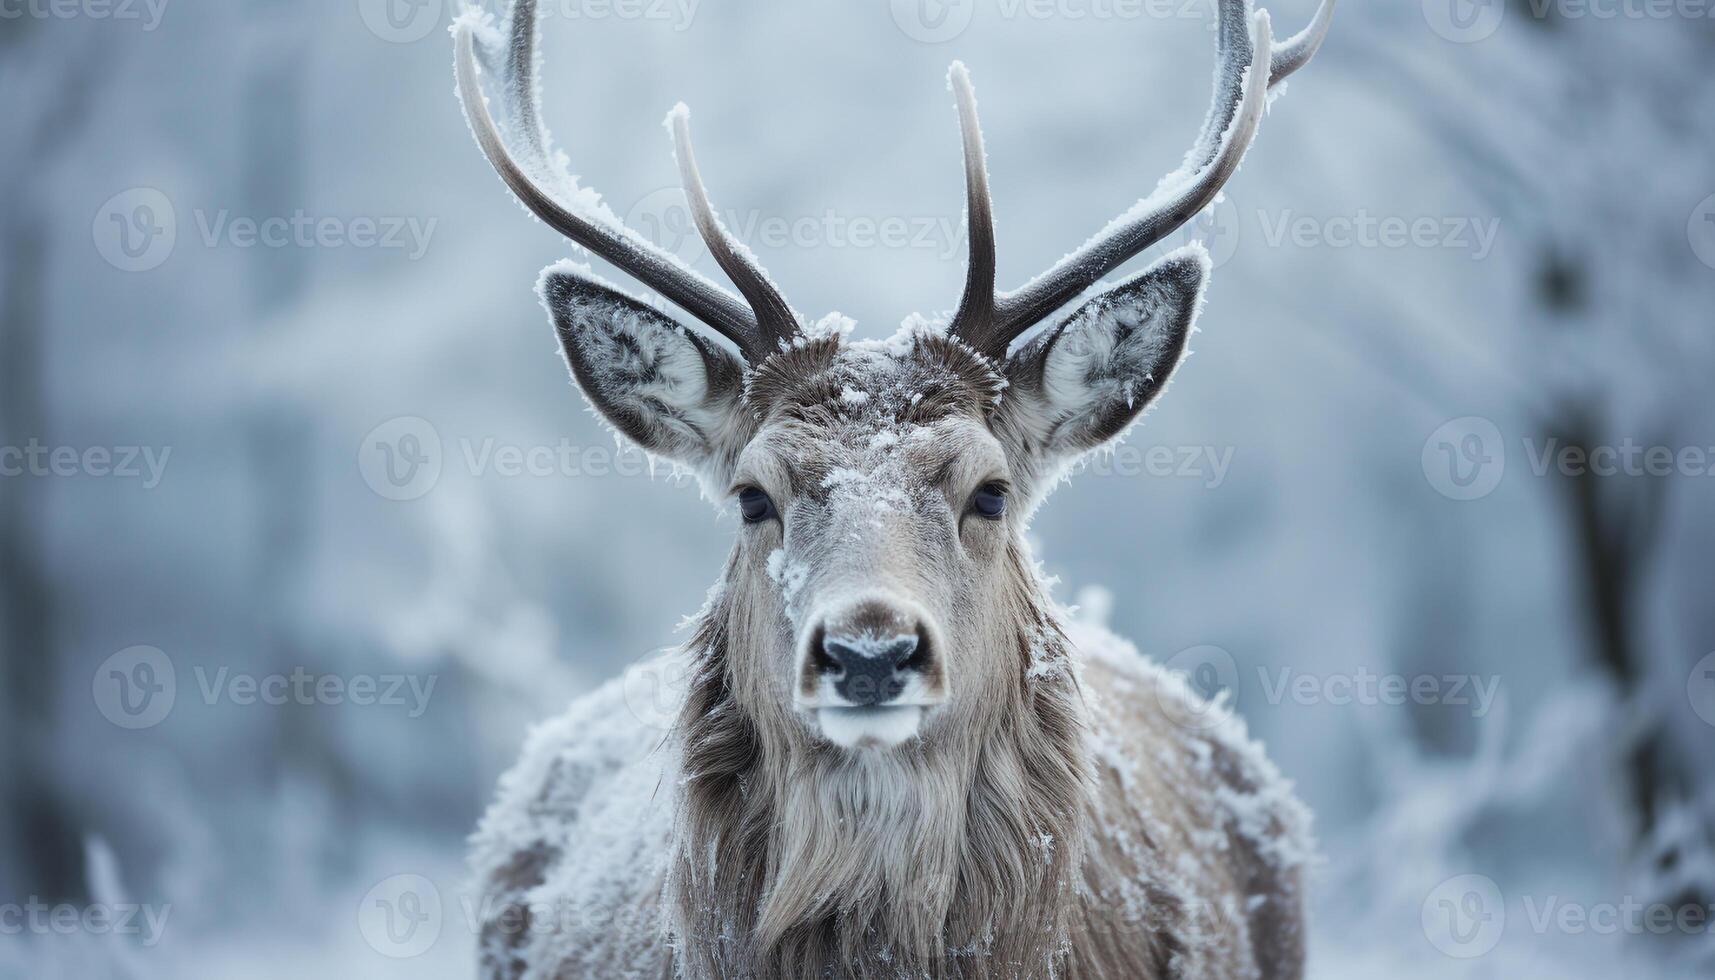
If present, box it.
[542,250,1206,750]
[460,0,1329,748]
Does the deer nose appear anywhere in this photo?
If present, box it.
[813,629,927,707]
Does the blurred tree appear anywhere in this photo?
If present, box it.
[0,21,111,905]
[1348,5,1715,908]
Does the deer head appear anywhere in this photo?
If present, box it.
[455,0,1333,751]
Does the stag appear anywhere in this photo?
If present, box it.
[455,1,1334,976]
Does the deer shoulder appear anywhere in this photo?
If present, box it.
[1071,620,1314,980]
[468,670,677,980]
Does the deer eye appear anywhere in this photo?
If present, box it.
[970,483,1008,520]
[738,487,777,524]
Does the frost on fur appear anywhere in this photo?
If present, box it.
[539,264,749,484]
[1000,245,1209,470]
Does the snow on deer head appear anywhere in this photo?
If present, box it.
[456,0,1330,752]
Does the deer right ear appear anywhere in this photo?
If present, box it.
[540,266,750,479]
[995,247,1208,491]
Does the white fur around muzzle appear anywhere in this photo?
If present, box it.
[814,705,924,749]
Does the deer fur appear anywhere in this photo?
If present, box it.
[465,254,1314,980]
[452,1,1335,974]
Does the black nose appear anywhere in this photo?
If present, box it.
[816,632,925,706]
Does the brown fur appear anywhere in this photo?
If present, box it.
[471,313,1311,979]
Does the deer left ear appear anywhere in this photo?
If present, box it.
[540,265,750,481]
[997,246,1208,474]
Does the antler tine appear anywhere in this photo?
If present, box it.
[991,8,1271,350]
[454,2,769,358]
[668,105,801,360]
[1177,0,1331,178]
[951,1,1338,359]
[1271,0,1336,86]
[948,62,1000,353]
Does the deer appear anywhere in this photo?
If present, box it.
[453,0,1333,976]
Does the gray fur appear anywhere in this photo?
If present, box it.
[469,254,1314,979]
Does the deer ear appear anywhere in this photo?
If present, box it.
[997,247,1207,475]
[540,266,750,478]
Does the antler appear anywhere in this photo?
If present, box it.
[950,0,1336,359]
[454,0,799,362]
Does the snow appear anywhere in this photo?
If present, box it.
[10,0,1713,977]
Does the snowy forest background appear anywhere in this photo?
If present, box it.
[3,0,1714,976]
